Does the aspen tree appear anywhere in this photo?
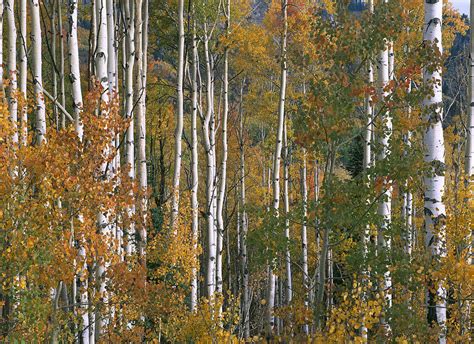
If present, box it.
[202,22,217,298]
[190,15,199,311]
[68,0,83,139]
[267,0,288,336]
[216,0,230,295]
[300,148,309,334]
[19,0,27,145]
[376,0,392,332]
[31,0,46,144]
[423,1,447,340]
[124,0,136,255]
[283,121,292,305]
[135,0,147,258]
[170,0,184,231]
[94,0,110,337]
[58,0,66,128]
[5,0,17,144]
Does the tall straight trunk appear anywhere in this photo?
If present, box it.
[5,0,18,144]
[58,0,66,128]
[423,1,447,341]
[216,0,230,295]
[170,0,185,230]
[190,18,199,311]
[106,0,116,94]
[135,0,147,259]
[19,0,27,145]
[95,0,109,337]
[238,81,250,338]
[67,1,88,340]
[403,79,413,256]
[267,0,288,336]
[203,24,217,298]
[123,0,135,255]
[283,122,292,305]
[377,2,392,329]
[68,0,83,139]
[300,148,309,334]
[31,0,46,145]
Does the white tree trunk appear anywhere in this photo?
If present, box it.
[267,0,288,336]
[31,0,46,144]
[283,122,292,304]
[106,0,116,95]
[68,0,84,140]
[216,0,230,295]
[203,25,217,298]
[5,0,18,145]
[423,1,447,341]
[58,0,66,129]
[171,0,185,230]
[135,0,147,259]
[190,19,199,311]
[300,148,309,334]
[19,0,27,145]
[123,0,135,256]
[376,3,392,328]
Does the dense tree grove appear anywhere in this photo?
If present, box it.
[0,0,472,342]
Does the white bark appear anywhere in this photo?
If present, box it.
[68,0,84,140]
[123,0,135,256]
[283,122,292,304]
[190,20,199,311]
[171,0,185,230]
[19,0,27,145]
[5,0,18,145]
[216,0,230,295]
[106,0,117,95]
[203,24,217,298]
[31,0,46,145]
[300,149,309,334]
[423,1,447,341]
[376,3,392,326]
[135,0,147,258]
[267,0,288,335]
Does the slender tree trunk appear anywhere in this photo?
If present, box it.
[0,0,4,97]
[190,17,199,311]
[377,2,393,331]
[94,0,109,337]
[58,0,66,129]
[124,0,135,256]
[19,0,27,145]
[170,0,185,231]
[423,2,447,342]
[203,24,217,299]
[216,0,230,295]
[300,148,309,334]
[283,121,292,306]
[135,0,147,260]
[267,0,288,336]
[31,0,46,145]
[5,0,17,145]
[68,0,83,139]
[237,80,250,338]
